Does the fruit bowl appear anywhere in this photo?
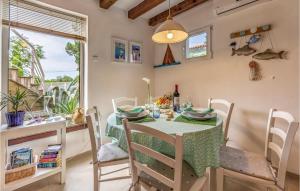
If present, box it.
[155,95,172,109]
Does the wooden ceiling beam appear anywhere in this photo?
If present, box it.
[149,0,209,26]
[100,0,118,9]
[128,0,166,20]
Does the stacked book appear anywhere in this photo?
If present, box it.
[38,145,62,168]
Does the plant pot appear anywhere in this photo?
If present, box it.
[5,111,25,127]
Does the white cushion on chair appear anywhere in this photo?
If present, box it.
[220,146,276,181]
[139,160,207,191]
[97,142,128,162]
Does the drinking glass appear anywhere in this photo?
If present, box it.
[152,106,160,119]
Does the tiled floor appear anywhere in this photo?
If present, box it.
[16,152,299,191]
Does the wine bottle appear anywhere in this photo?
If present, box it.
[173,84,180,112]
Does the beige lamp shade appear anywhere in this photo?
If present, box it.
[152,18,188,44]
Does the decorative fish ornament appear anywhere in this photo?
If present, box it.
[252,49,288,60]
[230,41,237,47]
[232,45,256,56]
[248,34,261,44]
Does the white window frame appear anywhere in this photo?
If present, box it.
[1,2,88,123]
[184,25,213,61]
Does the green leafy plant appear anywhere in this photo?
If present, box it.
[65,41,80,70]
[0,88,30,113]
[45,77,80,115]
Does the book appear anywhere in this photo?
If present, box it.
[40,154,58,159]
[39,158,58,163]
[37,162,57,168]
[10,148,33,169]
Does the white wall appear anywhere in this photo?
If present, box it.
[154,0,299,174]
[5,0,155,158]
[2,0,299,175]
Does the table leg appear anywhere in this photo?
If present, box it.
[0,135,7,191]
[210,167,217,191]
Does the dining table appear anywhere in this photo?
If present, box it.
[105,111,224,190]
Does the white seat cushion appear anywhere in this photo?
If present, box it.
[220,146,276,181]
[139,160,207,191]
[97,142,128,162]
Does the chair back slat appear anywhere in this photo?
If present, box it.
[270,127,287,141]
[131,142,176,167]
[126,122,176,145]
[123,119,184,191]
[208,98,234,142]
[264,109,299,189]
[134,161,175,188]
[112,97,138,113]
[272,111,295,123]
[86,106,102,164]
[268,142,282,158]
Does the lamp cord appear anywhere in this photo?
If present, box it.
[168,0,171,19]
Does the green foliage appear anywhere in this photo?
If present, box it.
[9,36,45,76]
[45,75,74,83]
[65,41,80,70]
[45,77,79,115]
[57,97,78,114]
[0,88,30,113]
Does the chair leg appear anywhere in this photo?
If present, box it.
[216,168,224,191]
[93,164,99,191]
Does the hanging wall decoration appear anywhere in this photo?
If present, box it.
[129,41,143,64]
[232,44,256,56]
[230,25,271,39]
[112,37,128,63]
[249,61,262,81]
[229,24,288,60]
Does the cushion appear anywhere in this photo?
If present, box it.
[220,146,276,181]
[97,142,128,162]
[139,160,207,191]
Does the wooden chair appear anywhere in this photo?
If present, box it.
[208,98,234,143]
[123,119,208,191]
[112,97,138,113]
[86,106,131,191]
[216,109,299,191]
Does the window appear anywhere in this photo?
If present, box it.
[185,26,212,60]
[2,0,87,117]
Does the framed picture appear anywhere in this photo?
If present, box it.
[112,37,128,63]
[129,41,142,64]
[184,25,212,60]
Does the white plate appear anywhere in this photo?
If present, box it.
[117,111,149,120]
[182,112,216,121]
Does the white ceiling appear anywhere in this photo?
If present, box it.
[114,0,183,19]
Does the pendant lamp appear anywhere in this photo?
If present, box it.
[152,0,188,44]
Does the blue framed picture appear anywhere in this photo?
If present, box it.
[112,37,128,63]
[129,41,142,64]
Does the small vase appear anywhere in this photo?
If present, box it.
[5,111,25,127]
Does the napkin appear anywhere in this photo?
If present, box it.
[174,115,217,126]
[184,107,214,115]
[117,107,144,117]
[116,115,155,125]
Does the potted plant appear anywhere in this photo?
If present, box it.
[0,88,30,127]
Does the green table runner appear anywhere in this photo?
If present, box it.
[106,113,224,177]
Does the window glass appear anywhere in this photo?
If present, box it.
[185,26,212,60]
[8,28,81,117]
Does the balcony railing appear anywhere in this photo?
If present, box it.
[11,29,45,93]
